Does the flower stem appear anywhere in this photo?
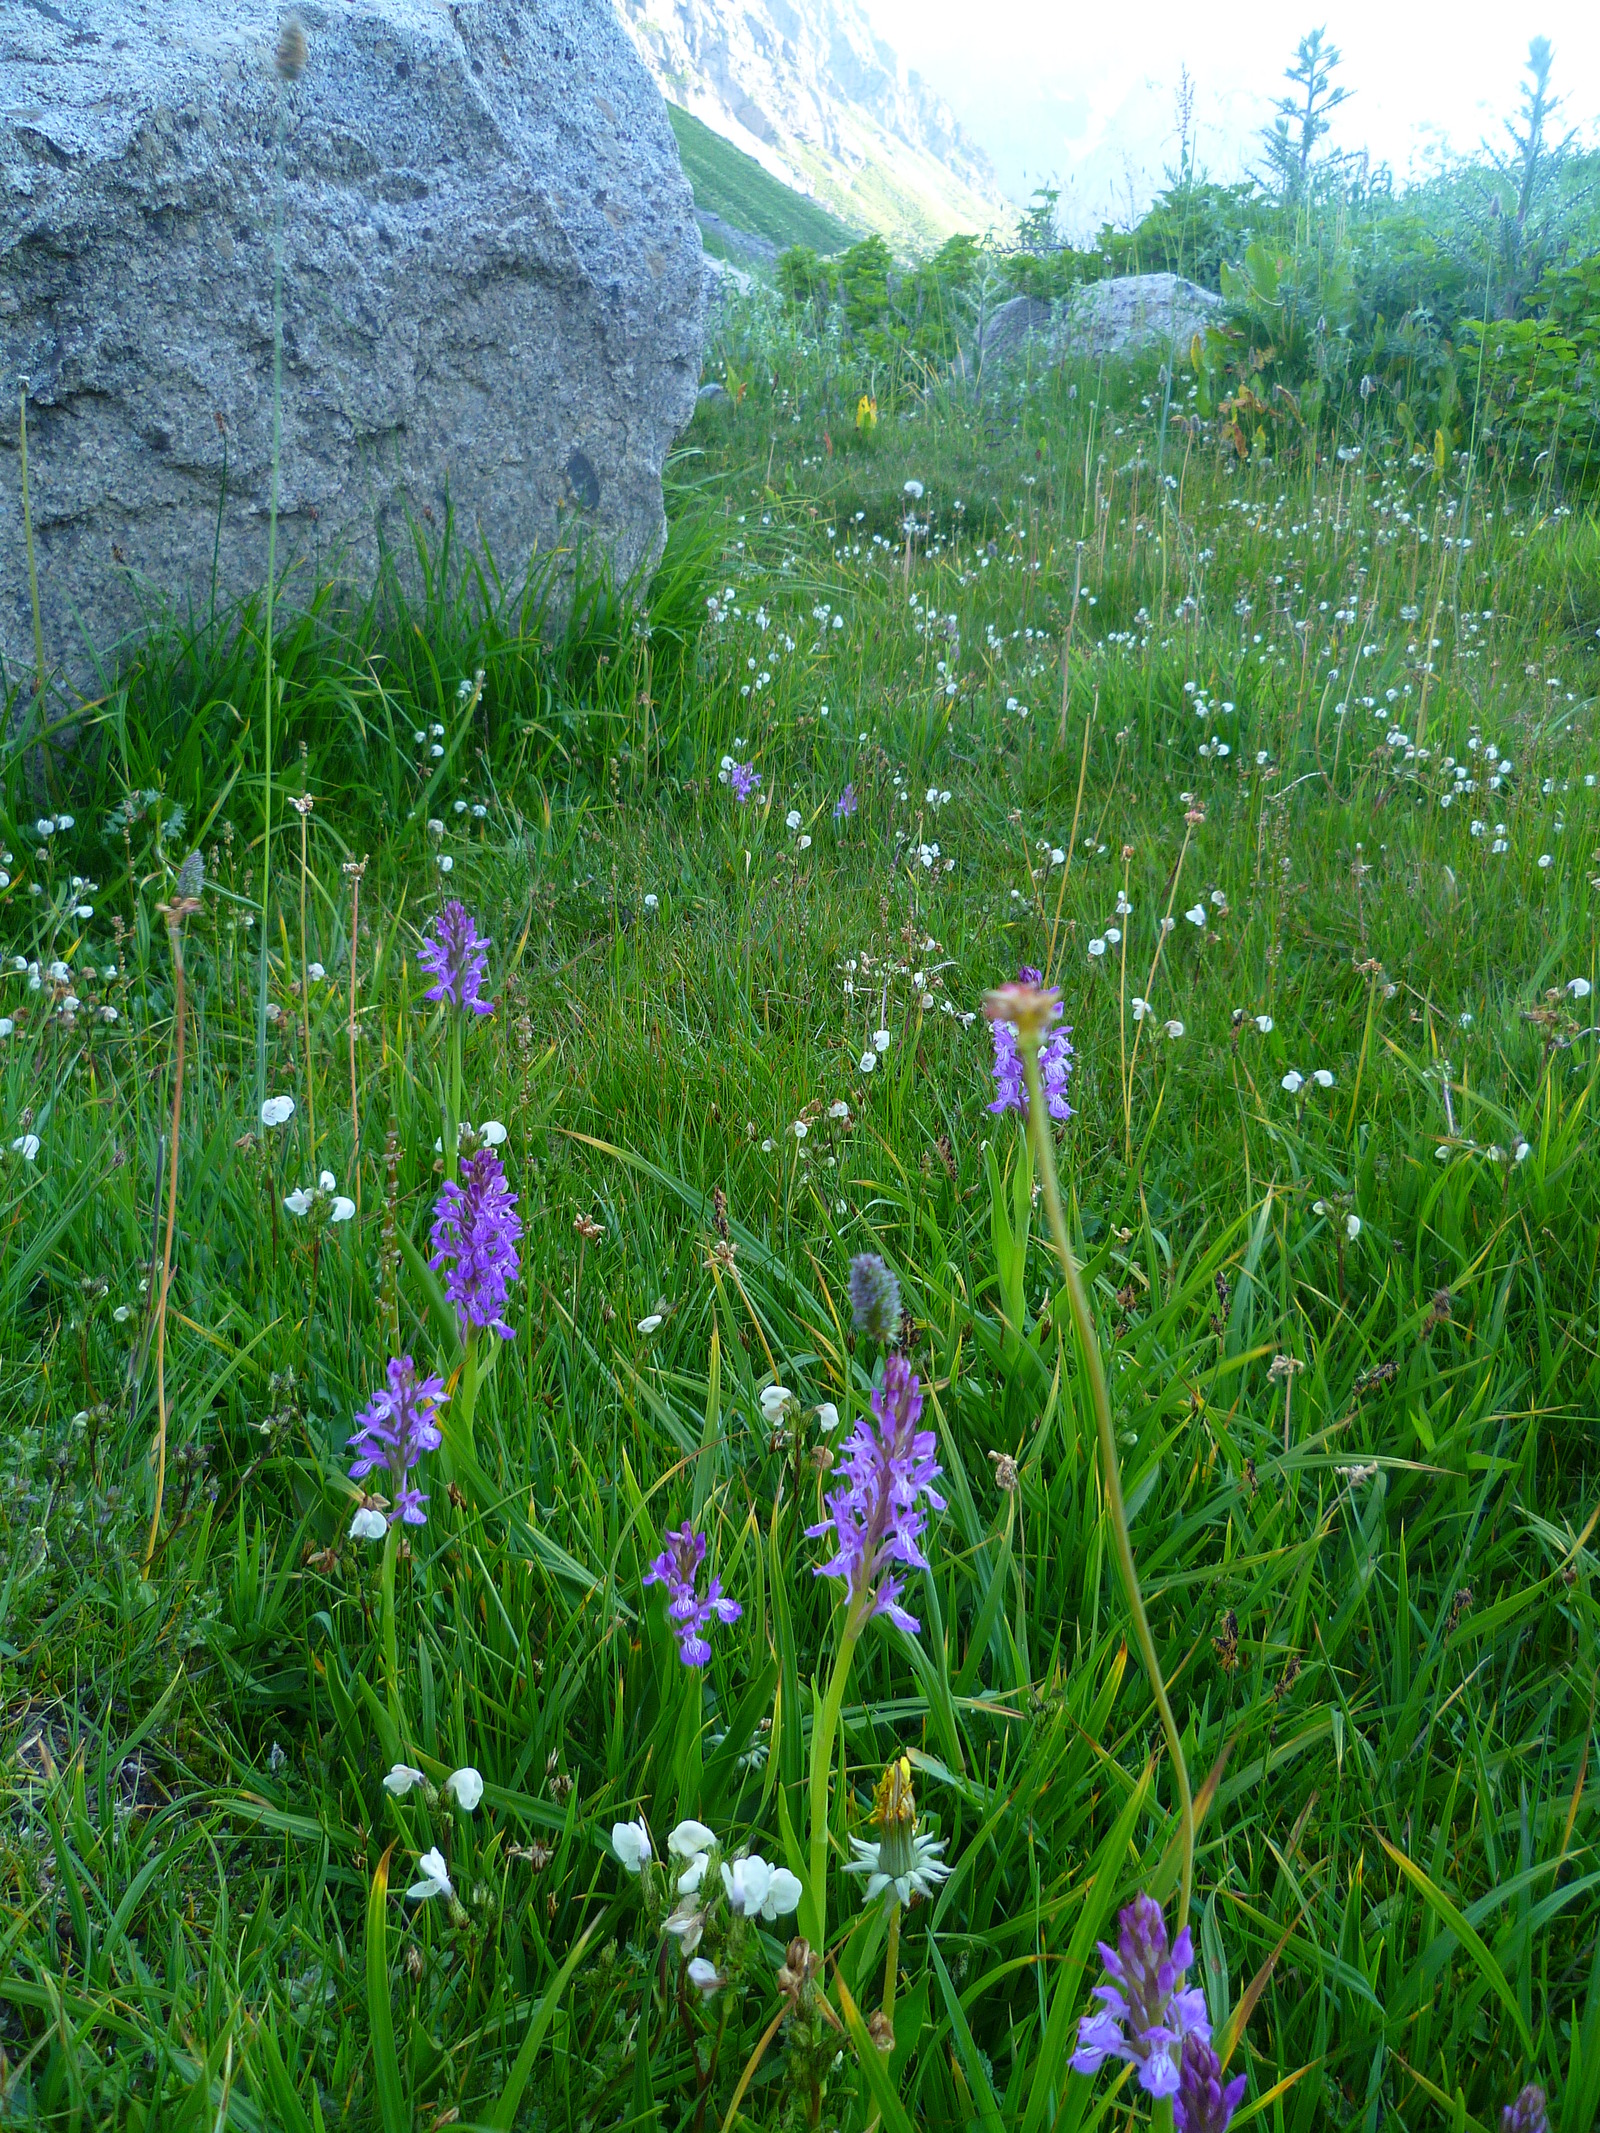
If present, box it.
[142,908,189,1575]
[1019,1043,1194,1932]
[447,1013,463,1183]
[380,1518,401,1725]
[880,1898,900,2035]
[807,1601,864,1949]
[255,80,288,1120]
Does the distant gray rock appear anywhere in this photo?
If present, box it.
[0,0,707,697]
[971,295,1054,375]
[695,208,777,269]
[974,275,1223,381]
[1066,274,1222,354]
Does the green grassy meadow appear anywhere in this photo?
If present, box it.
[666,107,857,258]
[2,311,1599,2131]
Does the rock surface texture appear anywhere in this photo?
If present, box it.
[0,0,706,694]
[975,275,1223,378]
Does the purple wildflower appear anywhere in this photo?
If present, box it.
[644,1522,743,1666]
[988,967,1073,1120]
[418,900,494,1016]
[1501,2089,1549,2133]
[1071,1892,1211,2099]
[848,1252,901,1343]
[806,1353,945,1634]
[727,761,761,803]
[429,1146,523,1340]
[347,1355,448,1527]
[834,783,858,819]
[1174,2034,1247,2133]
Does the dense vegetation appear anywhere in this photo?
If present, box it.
[768,36,1600,499]
[3,65,1600,2133]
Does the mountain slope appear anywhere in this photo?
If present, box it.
[616,0,1007,253]
[666,105,858,262]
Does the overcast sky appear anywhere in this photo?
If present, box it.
[859,0,1600,226]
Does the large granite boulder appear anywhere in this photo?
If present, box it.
[0,1,707,697]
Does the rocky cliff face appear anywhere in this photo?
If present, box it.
[615,0,1007,248]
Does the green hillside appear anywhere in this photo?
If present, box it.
[666,103,856,256]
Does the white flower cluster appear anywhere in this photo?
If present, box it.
[610,1816,802,1996]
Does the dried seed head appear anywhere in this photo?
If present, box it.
[989,1449,1019,1493]
[276,15,308,80]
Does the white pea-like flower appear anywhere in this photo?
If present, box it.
[686,1957,723,1995]
[443,1767,483,1812]
[1569,977,1592,999]
[1088,937,1107,957]
[859,1049,877,1074]
[786,810,802,831]
[816,1401,840,1432]
[350,1506,388,1541]
[873,1028,892,1053]
[1254,1014,1273,1033]
[330,1197,356,1222]
[12,1133,41,1161]
[759,1384,794,1423]
[1313,1069,1335,1088]
[261,1096,296,1128]
[480,1120,507,1145]
[721,1854,775,1916]
[284,1188,315,1216]
[637,1313,663,1334]
[1346,1214,1362,1240]
[1281,1070,1305,1094]
[1185,904,1207,927]
[406,1848,454,1902]
[383,1765,427,1796]
[1164,1020,1184,1039]
[611,1818,652,1874]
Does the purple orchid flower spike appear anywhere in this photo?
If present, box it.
[1071,1891,1212,2099]
[346,1356,448,1529]
[806,1353,945,1635]
[1501,2087,1549,2133]
[1174,2033,1248,2133]
[430,1146,523,1340]
[418,900,494,1016]
[644,1522,742,1666]
[988,965,1074,1120]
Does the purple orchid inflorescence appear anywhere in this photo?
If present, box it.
[807,1353,945,1635]
[1174,2034,1247,2133]
[834,783,858,819]
[430,1146,523,1340]
[1072,1892,1213,2100]
[1501,2087,1549,2133]
[988,966,1073,1120]
[418,900,494,1016]
[347,1356,448,1528]
[728,761,761,803]
[644,1522,743,1666]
